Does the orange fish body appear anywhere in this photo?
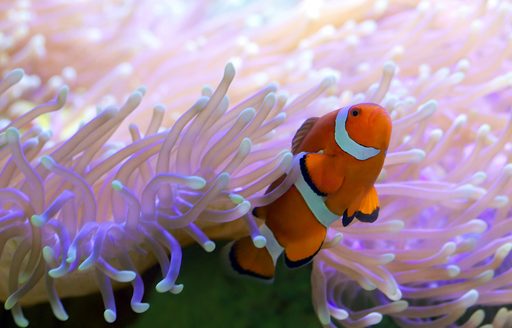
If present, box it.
[228,103,392,280]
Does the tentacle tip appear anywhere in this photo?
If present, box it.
[195,96,210,110]
[388,289,402,301]
[240,107,256,122]
[442,241,457,254]
[228,193,245,204]
[240,137,252,152]
[470,219,488,233]
[66,248,77,263]
[456,59,471,72]
[366,312,383,324]
[361,280,377,291]
[503,163,512,175]
[13,315,29,328]
[131,302,150,314]
[381,253,395,264]
[40,155,56,170]
[411,149,426,162]
[429,129,443,141]
[238,138,252,157]
[318,312,331,325]
[187,176,207,190]
[26,138,40,149]
[224,62,236,80]
[104,309,116,323]
[55,310,69,321]
[447,265,460,277]
[383,61,397,74]
[6,68,25,83]
[78,258,93,271]
[4,296,16,310]
[421,99,438,114]
[111,180,123,191]
[42,246,55,263]
[66,255,75,264]
[393,300,409,312]
[155,280,172,293]
[154,103,166,112]
[240,201,251,214]
[464,289,479,303]
[101,107,118,118]
[170,284,184,294]
[48,268,65,278]
[128,90,144,106]
[497,243,512,258]
[450,72,465,85]
[277,93,288,108]
[136,85,147,96]
[217,172,230,184]
[117,271,137,282]
[479,270,494,281]
[264,92,277,104]
[493,195,510,208]
[279,150,293,166]
[454,114,468,126]
[331,232,343,244]
[18,272,30,284]
[276,112,287,121]
[266,81,279,91]
[201,84,213,96]
[5,127,20,142]
[30,214,46,227]
[320,75,337,88]
[330,307,349,320]
[0,132,6,146]
[57,85,69,103]
[456,184,484,198]
[203,241,216,252]
[253,236,267,248]
[128,123,138,132]
[40,130,53,141]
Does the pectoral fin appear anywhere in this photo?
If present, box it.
[292,117,319,154]
[283,229,326,268]
[355,186,380,223]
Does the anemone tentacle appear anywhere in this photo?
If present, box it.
[0,63,326,325]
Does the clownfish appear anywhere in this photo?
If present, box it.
[228,103,392,280]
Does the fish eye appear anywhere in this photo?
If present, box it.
[351,108,360,117]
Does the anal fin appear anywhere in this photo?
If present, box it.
[228,236,275,281]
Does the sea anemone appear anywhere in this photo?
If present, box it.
[1,0,512,327]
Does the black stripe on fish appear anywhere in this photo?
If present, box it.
[300,155,327,197]
[356,207,379,223]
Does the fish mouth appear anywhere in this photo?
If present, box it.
[369,106,386,124]
[368,106,392,148]
[370,106,392,128]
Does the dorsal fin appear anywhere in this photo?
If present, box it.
[291,117,319,154]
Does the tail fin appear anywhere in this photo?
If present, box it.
[226,236,275,281]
